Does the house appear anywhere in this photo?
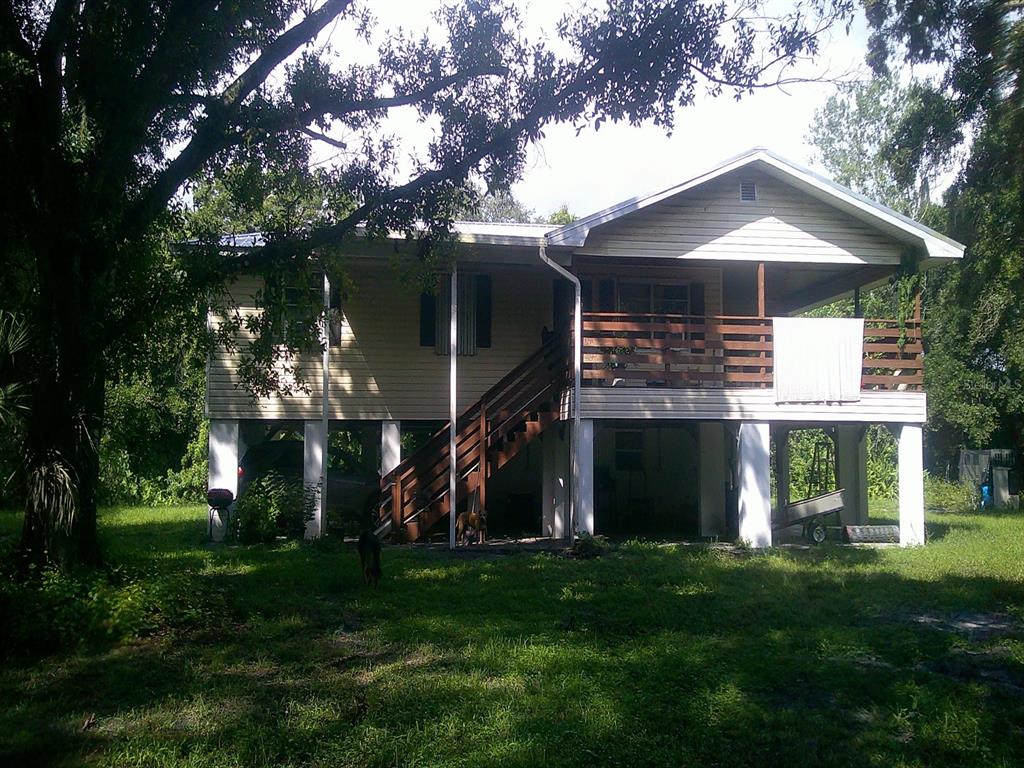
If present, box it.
[206,148,965,547]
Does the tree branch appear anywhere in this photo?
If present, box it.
[298,126,348,150]
[0,1,34,62]
[124,0,355,234]
[37,0,77,112]
[228,109,545,275]
[303,65,509,120]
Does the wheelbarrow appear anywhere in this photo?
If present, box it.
[773,488,846,544]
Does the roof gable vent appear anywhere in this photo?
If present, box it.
[740,180,757,202]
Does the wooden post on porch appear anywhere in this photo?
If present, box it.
[478,405,487,541]
[757,262,767,383]
[757,262,765,317]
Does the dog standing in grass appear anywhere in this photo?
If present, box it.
[358,530,382,586]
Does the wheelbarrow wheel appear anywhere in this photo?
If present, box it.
[805,520,827,545]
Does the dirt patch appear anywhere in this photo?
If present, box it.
[926,646,1024,700]
[908,612,1023,641]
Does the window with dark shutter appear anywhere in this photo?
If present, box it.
[419,274,491,355]
[475,275,492,348]
[597,279,615,312]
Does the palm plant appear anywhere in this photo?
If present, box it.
[0,311,28,427]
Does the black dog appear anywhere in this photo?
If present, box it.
[357,530,382,587]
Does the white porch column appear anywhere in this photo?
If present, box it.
[576,419,595,535]
[542,430,566,539]
[304,420,326,539]
[699,422,727,538]
[207,419,240,542]
[381,420,401,476]
[897,424,925,546]
[775,426,791,513]
[836,425,869,525]
[737,422,772,547]
[448,269,458,549]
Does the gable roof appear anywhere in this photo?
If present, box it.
[545,147,965,262]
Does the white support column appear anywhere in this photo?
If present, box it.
[737,422,772,547]
[835,425,869,525]
[775,426,791,513]
[304,420,326,539]
[321,271,330,516]
[381,420,401,476]
[898,424,925,546]
[699,422,727,538]
[208,420,240,542]
[541,430,566,539]
[576,419,595,535]
[448,268,458,550]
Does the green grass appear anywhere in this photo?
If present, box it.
[2,501,1024,767]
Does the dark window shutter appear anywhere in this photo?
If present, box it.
[476,275,492,348]
[690,282,706,341]
[419,292,436,347]
[580,279,593,312]
[597,279,615,312]
[690,283,705,316]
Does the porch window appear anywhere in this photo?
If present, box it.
[615,430,644,471]
[616,282,691,316]
[419,274,492,355]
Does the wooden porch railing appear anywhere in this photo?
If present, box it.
[581,313,923,391]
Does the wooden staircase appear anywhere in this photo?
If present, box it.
[375,334,569,542]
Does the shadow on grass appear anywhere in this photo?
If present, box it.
[3,507,1024,767]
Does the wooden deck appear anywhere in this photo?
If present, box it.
[581,312,923,391]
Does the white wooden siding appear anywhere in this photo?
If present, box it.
[206,262,552,420]
[578,389,927,424]
[579,169,904,265]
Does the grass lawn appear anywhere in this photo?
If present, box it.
[2,502,1024,767]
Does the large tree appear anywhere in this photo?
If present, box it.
[1,0,850,568]
[861,1,1024,470]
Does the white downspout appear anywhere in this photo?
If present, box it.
[538,238,582,541]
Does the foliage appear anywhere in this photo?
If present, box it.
[458,184,578,225]
[231,471,316,544]
[571,532,612,558]
[784,426,897,502]
[0,507,228,657]
[859,2,1024,471]
[807,76,949,220]
[924,474,981,515]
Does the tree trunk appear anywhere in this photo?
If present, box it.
[18,248,107,570]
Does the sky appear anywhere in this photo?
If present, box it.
[320,1,874,221]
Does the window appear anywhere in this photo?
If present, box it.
[615,430,644,471]
[419,274,492,355]
[616,282,690,316]
[268,276,320,346]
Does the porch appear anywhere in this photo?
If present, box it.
[580,312,922,392]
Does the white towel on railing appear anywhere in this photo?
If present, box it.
[772,317,864,403]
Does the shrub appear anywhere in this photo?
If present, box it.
[572,533,612,558]
[924,473,980,514]
[0,562,228,657]
[231,471,316,544]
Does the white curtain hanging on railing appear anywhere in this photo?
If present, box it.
[772,317,864,403]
